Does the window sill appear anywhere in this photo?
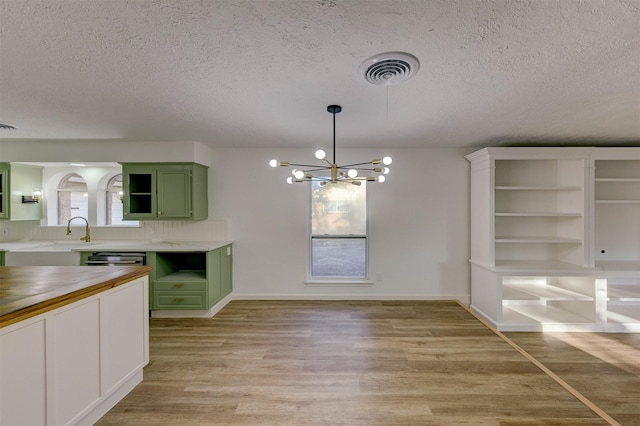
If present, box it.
[305,280,374,287]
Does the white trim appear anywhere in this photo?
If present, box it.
[232,293,471,305]
[305,280,374,286]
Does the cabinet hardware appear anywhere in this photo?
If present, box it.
[173,283,184,288]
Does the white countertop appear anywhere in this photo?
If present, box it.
[0,240,232,253]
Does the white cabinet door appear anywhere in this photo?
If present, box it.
[52,299,101,425]
[101,281,148,394]
[0,320,47,426]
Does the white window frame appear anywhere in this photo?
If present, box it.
[307,180,373,285]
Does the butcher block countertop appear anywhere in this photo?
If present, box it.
[0,265,153,328]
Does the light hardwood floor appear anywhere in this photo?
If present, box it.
[97,301,639,425]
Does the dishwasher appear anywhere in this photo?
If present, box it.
[85,252,146,266]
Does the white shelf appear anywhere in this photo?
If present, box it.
[155,270,207,281]
[495,212,582,217]
[496,236,582,244]
[503,305,593,324]
[595,200,640,204]
[595,178,640,182]
[606,305,640,324]
[503,283,593,302]
[495,186,582,191]
[607,285,640,301]
[596,261,640,273]
[494,260,599,274]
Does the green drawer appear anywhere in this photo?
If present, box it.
[153,280,207,291]
[154,292,207,309]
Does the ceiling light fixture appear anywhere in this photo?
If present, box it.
[269,105,391,185]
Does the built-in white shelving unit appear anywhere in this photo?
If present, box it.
[467,147,640,332]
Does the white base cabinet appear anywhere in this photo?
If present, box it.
[0,277,149,425]
[467,147,640,332]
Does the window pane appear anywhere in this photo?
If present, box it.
[311,238,366,277]
[312,181,366,235]
[107,174,126,225]
[58,173,88,225]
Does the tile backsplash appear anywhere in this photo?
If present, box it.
[0,218,229,242]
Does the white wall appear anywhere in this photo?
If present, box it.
[211,147,471,301]
[1,140,472,301]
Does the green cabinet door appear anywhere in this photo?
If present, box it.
[123,166,156,220]
[0,163,8,220]
[220,245,232,298]
[157,167,191,219]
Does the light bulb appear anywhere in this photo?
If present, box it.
[347,169,358,178]
[383,167,390,174]
[269,159,278,168]
[286,177,293,184]
[382,156,392,165]
[377,175,386,183]
[315,149,326,160]
[294,170,305,179]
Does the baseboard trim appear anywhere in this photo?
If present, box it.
[231,293,470,305]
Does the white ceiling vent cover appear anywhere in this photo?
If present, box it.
[359,52,420,86]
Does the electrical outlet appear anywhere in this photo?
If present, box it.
[1,228,8,237]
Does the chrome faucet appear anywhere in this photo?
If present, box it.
[66,216,91,242]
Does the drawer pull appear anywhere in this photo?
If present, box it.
[173,298,184,302]
[173,283,184,288]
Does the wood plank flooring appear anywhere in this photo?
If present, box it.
[96,301,639,425]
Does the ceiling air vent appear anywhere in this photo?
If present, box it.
[0,123,16,130]
[358,52,420,86]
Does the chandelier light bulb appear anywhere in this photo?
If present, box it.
[383,167,390,174]
[378,175,386,183]
[347,169,358,178]
[269,159,278,168]
[286,177,293,184]
[315,149,326,160]
[382,156,392,165]
[294,170,305,179]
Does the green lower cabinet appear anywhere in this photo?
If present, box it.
[149,245,232,311]
[0,251,4,266]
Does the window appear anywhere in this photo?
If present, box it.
[311,181,367,278]
[57,173,88,225]
[106,174,125,225]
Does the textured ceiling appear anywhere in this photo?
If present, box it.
[0,0,639,149]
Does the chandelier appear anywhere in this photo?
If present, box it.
[269,105,391,185]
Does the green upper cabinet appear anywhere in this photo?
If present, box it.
[121,163,208,220]
[0,163,43,221]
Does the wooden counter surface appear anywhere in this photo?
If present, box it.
[0,265,153,328]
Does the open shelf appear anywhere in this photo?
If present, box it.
[503,283,593,302]
[606,305,640,324]
[503,305,594,325]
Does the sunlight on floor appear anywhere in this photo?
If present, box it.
[551,333,640,377]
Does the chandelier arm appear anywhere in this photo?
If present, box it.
[286,163,329,168]
[338,161,378,168]
[303,167,333,172]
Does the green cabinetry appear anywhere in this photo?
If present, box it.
[0,163,7,219]
[148,245,232,311]
[0,163,42,221]
[0,251,5,266]
[121,163,208,220]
